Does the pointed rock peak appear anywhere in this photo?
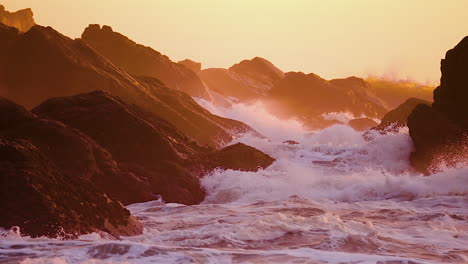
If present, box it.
[0,4,35,32]
[178,59,202,72]
[229,56,284,79]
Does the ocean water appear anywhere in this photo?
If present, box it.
[1,101,467,264]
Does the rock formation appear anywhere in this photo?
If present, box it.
[199,57,284,100]
[374,98,431,131]
[81,24,210,98]
[200,143,275,172]
[178,59,202,72]
[0,5,35,32]
[0,97,142,238]
[0,23,253,148]
[34,90,207,205]
[266,74,388,128]
[408,36,468,173]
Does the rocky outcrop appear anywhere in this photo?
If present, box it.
[178,59,202,73]
[348,118,378,132]
[0,98,142,238]
[33,90,207,205]
[81,24,210,98]
[266,73,388,129]
[408,36,468,173]
[199,57,284,101]
[200,143,275,172]
[374,98,431,131]
[0,5,35,32]
[0,23,253,148]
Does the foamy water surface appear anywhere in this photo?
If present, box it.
[1,100,467,264]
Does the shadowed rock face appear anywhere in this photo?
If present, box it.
[0,24,253,148]
[408,36,468,173]
[81,24,210,99]
[0,98,142,238]
[374,98,431,131]
[199,57,284,100]
[33,90,207,205]
[0,5,35,32]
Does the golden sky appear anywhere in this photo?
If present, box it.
[3,0,468,83]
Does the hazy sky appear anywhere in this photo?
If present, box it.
[3,0,468,83]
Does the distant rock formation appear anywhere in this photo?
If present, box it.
[0,5,35,32]
[178,59,202,72]
[81,24,210,98]
[408,36,468,173]
[199,57,284,100]
[0,97,142,238]
[348,118,378,132]
[374,98,431,131]
[0,23,254,148]
[266,74,388,129]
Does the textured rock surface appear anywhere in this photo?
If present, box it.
[0,98,142,238]
[408,37,468,173]
[0,24,253,148]
[0,5,35,32]
[200,143,275,173]
[81,24,210,98]
[34,91,207,205]
[374,98,431,131]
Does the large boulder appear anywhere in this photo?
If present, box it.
[0,96,151,205]
[33,90,206,205]
[0,23,254,148]
[374,97,431,131]
[199,143,275,173]
[81,24,210,98]
[408,36,468,173]
[0,5,35,32]
[0,138,142,238]
[178,59,202,73]
[0,97,142,238]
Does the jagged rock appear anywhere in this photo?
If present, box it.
[408,36,468,173]
[0,97,142,237]
[199,57,284,100]
[0,138,142,238]
[348,118,378,132]
[266,73,388,128]
[374,98,431,131]
[33,90,207,205]
[178,59,202,72]
[81,24,210,98]
[0,96,151,205]
[0,23,254,148]
[200,143,275,172]
[0,5,35,32]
